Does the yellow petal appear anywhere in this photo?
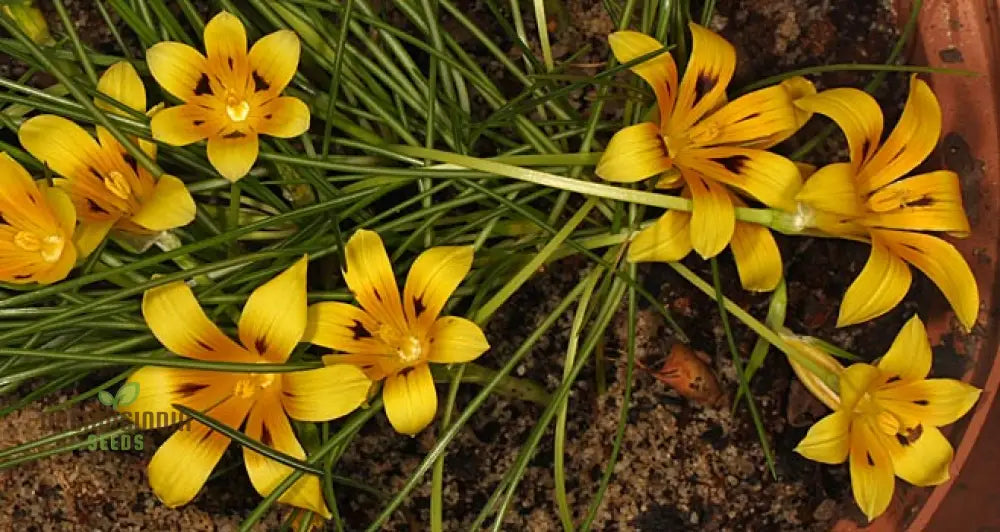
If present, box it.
[795,411,850,464]
[30,238,76,285]
[74,219,114,258]
[204,12,247,65]
[207,131,259,182]
[280,365,371,422]
[795,162,866,218]
[426,316,489,363]
[837,238,912,327]
[403,245,473,332]
[242,396,330,518]
[41,184,76,237]
[683,170,734,258]
[242,395,330,518]
[248,29,301,95]
[238,256,308,362]
[150,104,212,146]
[864,171,971,234]
[607,31,678,123]
[884,425,953,487]
[257,97,311,138]
[687,83,801,149]
[667,23,735,134]
[595,122,671,183]
[862,76,941,194]
[876,378,981,427]
[303,302,393,355]
[142,280,250,361]
[849,419,896,521]
[18,115,103,181]
[322,353,393,382]
[129,175,196,231]
[840,363,882,411]
[96,61,146,114]
[627,209,693,263]
[118,366,239,429]
[678,147,800,210]
[876,316,931,384]
[147,396,252,507]
[147,42,209,102]
[343,230,408,332]
[875,229,979,331]
[0,153,61,233]
[383,363,437,435]
[730,217,782,292]
[794,88,883,172]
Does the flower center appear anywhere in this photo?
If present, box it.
[661,133,689,159]
[687,120,721,146]
[14,231,64,263]
[374,324,425,366]
[104,171,131,200]
[226,95,251,122]
[233,373,275,399]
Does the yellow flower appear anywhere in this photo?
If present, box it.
[147,12,311,181]
[794,316,980,521]
[118,257,371,516]
[596,24,815,291]
[0,153,76,284]
[304,230,490,435]
[794,76,978,329]
[18,62,196,257]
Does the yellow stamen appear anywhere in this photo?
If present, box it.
[374,324,425,365]
[226,95,251,122]
[14,231,65,263]
[40,235,64,263]
[104,171,131,199]
[233,373,276,399]
[13,231,40,252]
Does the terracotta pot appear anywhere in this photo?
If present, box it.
[834,0,1000,530]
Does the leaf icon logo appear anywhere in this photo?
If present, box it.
[97,390,115,406]
[115,382,140,408]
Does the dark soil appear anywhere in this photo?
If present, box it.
[0,0,961,531]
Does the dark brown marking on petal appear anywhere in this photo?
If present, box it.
[372,288,382,302]
[866,451,875,466]
[174,382,210,397]
[260,424,273,446]
[254,336,268,355]
[901,243,923,254]
[398,367,414,378]
[886,375,901,383]
[195,339,214,351]
[349,319,373,340]
[252,71,271,92]
[87,199,109,215]
[193,119,205,127]
[714,154,751,174]
[693,73,717,104]
[194,73,213,96]
[222,131,247,139]
[123,153,138,172]
[264,114,273,120]
[227,56,234,69]
[413,296,426,316]
[13,273,32,280]
[861,139,872,160]
[907,195,935,208]
[913,399,929,406]
[895,433,910,446]
[738,111,760,122]
[906,424,924,443]
[196,429,214,443]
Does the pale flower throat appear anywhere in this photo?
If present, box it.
[226,94,251,122]
[374,323,425,366]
